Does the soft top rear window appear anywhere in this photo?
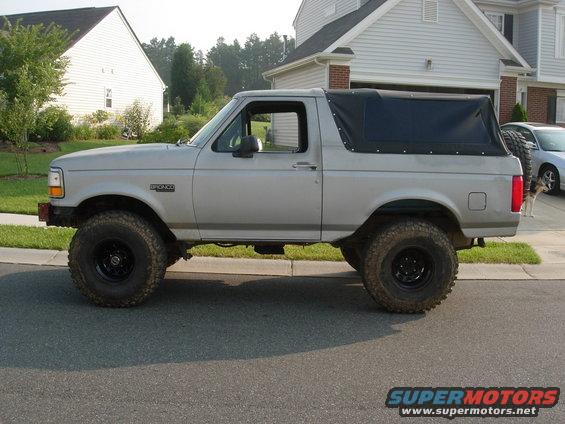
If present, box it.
[326,89,507,156]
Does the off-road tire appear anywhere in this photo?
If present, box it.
[68,211,167,307]
[362,219,458,313]
[502,130,532,200]
[539,164,561,195]
[340,246,363,272]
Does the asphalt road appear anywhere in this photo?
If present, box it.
[0,263,563,424]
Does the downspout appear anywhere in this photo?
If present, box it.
[314,56,329,89]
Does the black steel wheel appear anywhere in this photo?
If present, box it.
[69,211,167,307]
[362,219,458,313]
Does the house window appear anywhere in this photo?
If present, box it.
[557,14,565,58]
[422,0,438,23]
[105,88,112,108]
[556,97,565,123]
[485,11,504,33]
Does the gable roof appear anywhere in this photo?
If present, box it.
[2,7,117,48]
[282,0,388,67]
[272,0,532,73]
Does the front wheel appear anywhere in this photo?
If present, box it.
[362,219,458,313]
[540,165,561,195]
[68,211,167,307]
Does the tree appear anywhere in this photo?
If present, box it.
[207,37,244,96]
[511,103,528,122]
[123,99,152,140]
[204,66,227,100]
[142,37,177,87]
[170,43,201,109]
[0,18,70,175]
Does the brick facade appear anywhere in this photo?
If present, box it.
[499,76,517,124]
[328,65,350,89]
[527,86,556,123]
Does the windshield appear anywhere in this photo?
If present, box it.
[187,98,239,146]
[536,130,565,152]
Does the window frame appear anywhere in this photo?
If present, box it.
[485,11,505,34]
[555,97,565,123]
[212,100,309,155]
[104,88,113,109]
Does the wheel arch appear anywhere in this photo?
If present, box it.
[75,195,176,243]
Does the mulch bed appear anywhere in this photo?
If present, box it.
[0,141,60,154]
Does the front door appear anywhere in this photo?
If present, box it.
[193,97,322,241]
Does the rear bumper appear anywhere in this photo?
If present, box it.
[38,203,77,227]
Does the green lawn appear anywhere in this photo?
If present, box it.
[0,140,135,177]
[0,224,541,264]
[0,140,135,214]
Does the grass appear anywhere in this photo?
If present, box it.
[0,140,136,177]
[0,140,135,214]
[0,224,541,264]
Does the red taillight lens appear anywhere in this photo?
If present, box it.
[511,176,524,213]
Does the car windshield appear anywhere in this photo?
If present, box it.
[536,130,565,152]
[187,98,239,146]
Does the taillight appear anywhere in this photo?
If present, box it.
[511,176,523,213]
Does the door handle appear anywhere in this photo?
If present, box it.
[292,162,318,170]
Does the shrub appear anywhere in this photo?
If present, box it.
[96,124,121,140]
[123,99,152,140]
[511,103,528,122]
[87,109,111,125]
[72,123,95,140]
[189,93,217,118]
[140,116,189,144]
[171,97,185,116]
[179,114,209,136]
[32,106,74,142]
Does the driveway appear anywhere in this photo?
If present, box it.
[0,264,563,423]
[508,193,565,263]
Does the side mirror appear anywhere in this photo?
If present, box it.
[233,135,260,158]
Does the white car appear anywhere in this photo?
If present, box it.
[502,122,565,195]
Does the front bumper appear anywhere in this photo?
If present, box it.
[38,203,77,227]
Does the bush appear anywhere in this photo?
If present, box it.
[96,124,121,140]
[123,99,152,140]
[511,103,528,122]
[32,106,74,142]
[189,93,217,118]
[141,116,189,144]
[179,114,209,136]
[72,123,95,140]
[87,109,111,125]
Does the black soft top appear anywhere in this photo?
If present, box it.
[325,89,508,156]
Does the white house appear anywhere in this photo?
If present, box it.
[264,0,565,125]
[3,6,166,126]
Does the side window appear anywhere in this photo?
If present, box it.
[213,101,308,153]
[515,127,535,143]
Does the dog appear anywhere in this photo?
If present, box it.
[523,179,550,218]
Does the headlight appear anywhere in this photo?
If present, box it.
[48,167,64,198]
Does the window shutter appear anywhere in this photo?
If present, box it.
[422,0,438,23]
[548,96,557,124]
[504,14,514,43]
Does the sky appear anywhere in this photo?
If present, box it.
[0,0,303,52]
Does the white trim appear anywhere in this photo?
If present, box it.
[325,0,403,53]
[537,6,542,78]
[484,10,505,33]
[453,0,532,70]
[536,75,565,84]
[263,52,354,77]
[322,0,531,71]
[293,0,307,28]
[555,12,565,58]
[350,70,501,89]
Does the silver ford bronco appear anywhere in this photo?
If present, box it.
[40,89,524,313]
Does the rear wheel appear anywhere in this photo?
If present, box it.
[68,211,167,307]
[540,165,561,195]
[362,219,458,313]
[502,130,532,200]
[340,246,363,272]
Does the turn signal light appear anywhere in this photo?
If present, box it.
[511,176,523,213]
[48,186,63,197]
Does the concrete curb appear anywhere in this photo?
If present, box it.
[1,247,563,280]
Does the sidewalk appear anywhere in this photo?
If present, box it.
[1,247,564,280]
